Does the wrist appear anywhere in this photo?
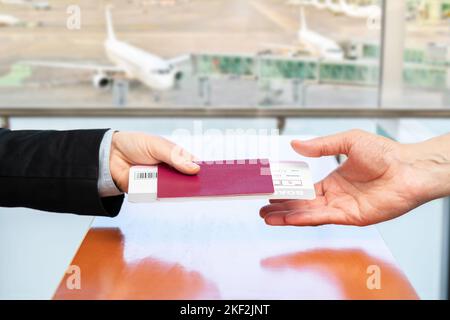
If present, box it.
[401,136,450,200]
[98,129,123,197]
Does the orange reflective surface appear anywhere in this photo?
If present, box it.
[53,198,418,300]
[54,228,220,300]
[261,249,417,299]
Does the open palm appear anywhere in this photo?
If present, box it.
[260,130,434,226]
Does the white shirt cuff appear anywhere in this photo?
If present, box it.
[98,129,123,197]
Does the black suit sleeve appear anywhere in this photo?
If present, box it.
[0,128,124,216]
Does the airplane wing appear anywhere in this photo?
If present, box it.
[167,54,191,66]
[20,61,125,73]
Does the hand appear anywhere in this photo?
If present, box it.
[109,132,200,193]
[260,129,450,226]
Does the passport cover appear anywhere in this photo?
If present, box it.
[157,159,274,198]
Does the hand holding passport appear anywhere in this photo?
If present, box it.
[128,159,315,202]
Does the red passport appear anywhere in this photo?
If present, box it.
[157,159,274,198]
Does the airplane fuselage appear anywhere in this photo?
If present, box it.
[339,0,380,18]
[298,29,344,60]
[300,0,380,19]
[105,38,177,91]
[0,14,21,26]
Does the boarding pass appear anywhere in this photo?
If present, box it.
[128,161,315,202]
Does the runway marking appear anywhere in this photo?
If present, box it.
[249,0,296,32]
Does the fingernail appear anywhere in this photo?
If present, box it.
[265,214,285,226]
[186,162,200,170]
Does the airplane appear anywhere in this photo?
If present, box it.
[261,6,344,60]
[287,0,380,19]
[287,0,328,10]
[23,7,188,91]
[0,14,21,26]
[287,0,341,12]
[311,0,327,10]
[1,0,51,10]
[326,0,344,14]
[297,6,344,59]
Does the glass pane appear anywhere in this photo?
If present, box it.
[383,0,450,108]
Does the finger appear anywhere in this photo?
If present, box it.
[314,181,324,197]
[260,196,327,218]
[264,209,337,226]
[291,129,367,158]
[260,203,285,218]
[260,201,300,218]
[149,137,200,175]
[284,208,347,226]
[267,181,324,204]
[269,199,290,204]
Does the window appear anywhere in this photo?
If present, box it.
[0,0,383,108]
[380,0,450,108]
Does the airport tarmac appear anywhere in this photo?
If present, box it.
[0,0,448,109]
[0,0,381,60]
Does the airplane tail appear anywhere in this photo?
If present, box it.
[300,6,307,31]
[339,0,349,11]
[105,6,116,41]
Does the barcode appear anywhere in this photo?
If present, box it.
[134,172,157,180]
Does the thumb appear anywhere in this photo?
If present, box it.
[149,137,200,175]
[169,144,201,175]
[291,130,365,158]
